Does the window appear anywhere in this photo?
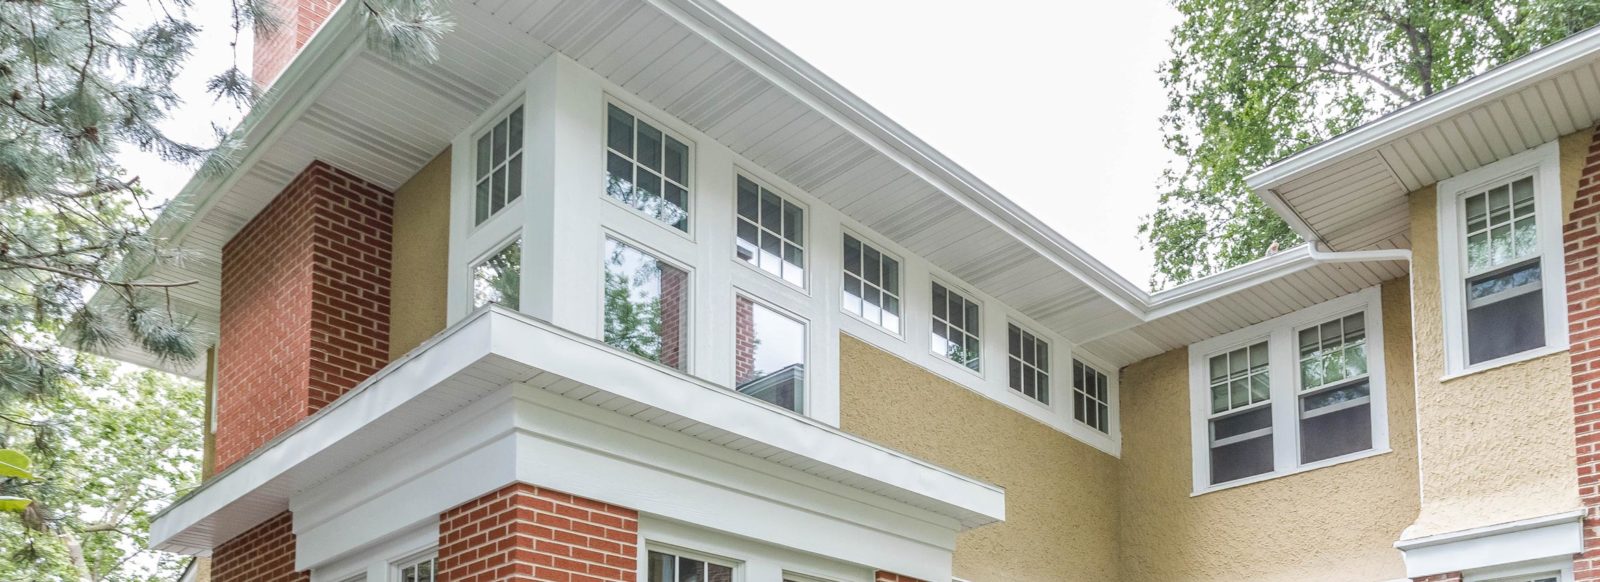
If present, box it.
[474,106,523,225]
[1007,324,1049,404]
[735,296,805,412]
[1297,313,1372,463]
[1205,342,1273,485]
[1188,288,1388,492]
[606,103,691,231]
[931,282,981,372]
[471,239,521,310]
[736,175,805,286]
[841,234,901,332]
[603,237,690,371]
[1439,141,1565,375]
[1073,360,1110,433]
[398,557,435,582]
[647,549,733,582]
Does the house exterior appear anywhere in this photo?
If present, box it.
[95,0,1600,580]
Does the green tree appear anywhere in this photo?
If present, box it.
[1141,0,1600,288]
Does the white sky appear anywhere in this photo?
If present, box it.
[133,0,1180,287]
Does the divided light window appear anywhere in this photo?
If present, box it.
[606,103,691,231]
[647,550,733,582]
[842,234,900,332]
[932,282,981,372]
[735,175,805,286]
[1297,313,1372,463]
[474,106,523,225]
[734,295,806,413]
[398,557,435,582]
[1073,360,1109,433]
[1206,342,1272,485]
[1461,175,1544,365]
[471,239,521,311]
[603,237,690,371]
[1007,324,1049,405]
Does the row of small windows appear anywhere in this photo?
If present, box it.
[469,101,1110,433]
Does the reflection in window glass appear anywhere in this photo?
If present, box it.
[603,238,689,371]
[734,296,805,412]
[475,107,523,225]
[606,104,690,231]
[647,550,733,582]
[931,282,981,372]
[1008,324,1049,405]
[735,175,805,286]
[399,557,435,582]
[1073,360,1109,433]
[472,239,521,310]
[841,234,900,332]
[1297,313,1373,463]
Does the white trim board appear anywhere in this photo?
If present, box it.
[1396,510,1584,579]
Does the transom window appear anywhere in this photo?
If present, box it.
[734,295,806,413]
[1073,360,1109,433]
[603,237,690,371]
[471,239,521,310]
[736,175,805,287]
[647,549,733,582]
[841,234,901,332]
[474,106,523,225]
[1205,341,1273,485]
[606,103,691,231]
[1297,313,1372,463]
[398,557,435,582]
[931,282,980,372]
[1007,324,1049,405]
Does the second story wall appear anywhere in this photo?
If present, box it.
[1116,279,1418,582]
[389,149,452,361]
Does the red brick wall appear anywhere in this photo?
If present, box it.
[254,0,341,88]
[212,512,308,582]
[658,265,688,371]
[438,483,639,582]
[735,296,756,383]
[1570,125,1600,582]
[875,571,925,582]
[216,161,393,472]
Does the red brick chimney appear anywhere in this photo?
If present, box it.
[254,0,341,88]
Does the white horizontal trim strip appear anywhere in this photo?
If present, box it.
[1396,509,1585,578]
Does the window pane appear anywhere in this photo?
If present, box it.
[664,136,688,184]
[1301,401,1372,463]
[783,201,803,245]
[606,152,634,201]
[637,122,663,171]
[736,220,758,263]
[648,551,675,582]
[1467,281,1545,364]
[506,153,523,204]
[735,296,806,412]
[605,107,688,231]
[473,240,521,310]
[603,238,688,371]
[1074,359,1109,432]
[737,176,759,220]
[678,557,703,582]
[607,105,634,157]
[1210,433,1274,484]
[706,563,733,582]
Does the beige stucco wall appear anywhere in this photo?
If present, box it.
[838,334,1121,582]
[1116,278,1419,582]
[387,148,451,361]
[1399,130,1588,539]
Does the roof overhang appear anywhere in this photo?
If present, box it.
[1247,25,1600,252]
[150,306,1004,555]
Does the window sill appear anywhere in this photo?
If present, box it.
[1191,447,1392,497]
[1441,344,1568,383]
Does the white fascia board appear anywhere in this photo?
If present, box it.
[1246,25,1600,193]
[149,307,1002,554]
[1395,510,1585,578]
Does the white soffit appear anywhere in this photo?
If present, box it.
[149,307,1004,555]
[1249,25,1600,252]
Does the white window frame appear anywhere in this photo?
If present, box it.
[449,91,532,323]
[733,169,810,292]
[643,542,742,581]
[603,97,696,239]
[391,551,437,582]
[1438,140,1567,378]
[1071,357,1113,434]
[840,229,905,338]
[1005,320,1054,409]
[639,517,871,582]
[929,278,983,376]
[468,234,522,311]
[1187,287,1389,495]
[731,290,811,415]
[1464,557,1573,582]
[599,231,695,373]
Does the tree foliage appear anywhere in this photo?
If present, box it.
[1141,0,1600,288]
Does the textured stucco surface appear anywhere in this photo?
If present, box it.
[1400,133,1584,538]
[838,334,1121,582]
[1116,279,1419,582]
[387,148,451,361]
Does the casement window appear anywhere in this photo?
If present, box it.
[931,282,981,372]
[1188,287,1388,493]
[1007,323,1049,405]
[606,103,691,232]
[471,239,521,310]
[474,106,523,225]
[647,549,734,582]
[397,556,435,582]
[1073,359,1110,433]
[841,233,901,333]
[1438,141,1566,375]
[735,174,805,287]
[734,295,806,413]
[603,237,690,371]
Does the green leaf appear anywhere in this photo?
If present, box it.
[0,449,33,479]
[0,496,31,512]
